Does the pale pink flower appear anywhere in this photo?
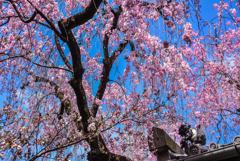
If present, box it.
[95,99,102,105]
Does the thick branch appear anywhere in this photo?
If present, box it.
[55,29,90,133]
[56,0,100,135]
[64,31,84,79]
[58,0,103,34]
[56,2,92,129]
[87,134,131,161]
[69,78,90,133]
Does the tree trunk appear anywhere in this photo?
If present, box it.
[87,135,131,161]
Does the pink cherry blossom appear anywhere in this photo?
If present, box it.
[0,0,239,160]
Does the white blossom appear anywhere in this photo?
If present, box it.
[88,122,96,131]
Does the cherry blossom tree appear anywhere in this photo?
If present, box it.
[188,0,240,144]
[0,0,240,160]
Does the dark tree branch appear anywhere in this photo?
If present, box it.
[9,0,67,42]
[58,26,90,134]
[56,1,101,133]
[63,30,84,80]
[54,33,73,71]
[29,137,87,161]
[219,109,240,116]
[69,77,90,133]
[26,0,68,42]
[91,40,129,117]
[128,40,135,51]
[21,71,74,120]
[103,6,122,58]
[58,0,103,35]
[34,76,59,92]
[30,75,67,119]
[0,55,73,73]
[142,0,172,20]
[1,15,51,28]
[33,76,73,120]
[91,7,123,117]
[0,17,10,26]
[222,72,240,90]
[8,0,38,23]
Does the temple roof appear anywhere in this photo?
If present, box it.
[148,127,240,161]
